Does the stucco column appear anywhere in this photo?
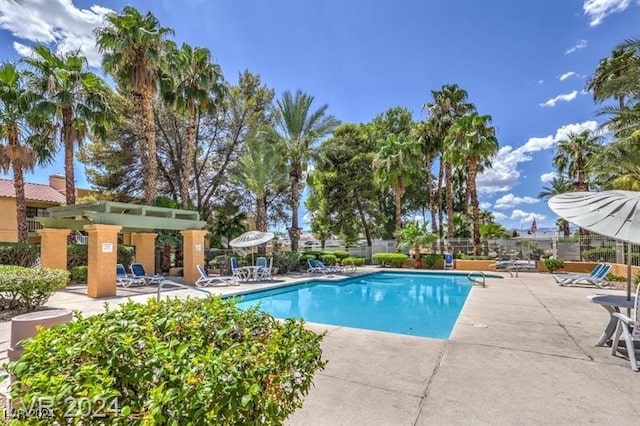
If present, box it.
[131,232,158,274]
[37,228,71,271]
[84,224,122,298]
[181,229,208,285]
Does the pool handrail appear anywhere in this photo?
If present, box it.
[157,279,211,302]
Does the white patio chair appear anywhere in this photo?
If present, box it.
[195,264,239,287]
[610,283,640,371]
[258,257,274,281]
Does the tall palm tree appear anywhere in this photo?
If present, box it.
[0,63,55,242]
[233,137,287,237]
[552,131,601,192]
[95,6,173,204]
[446,112,498,255]
[162,43,225,209]
[586,47,638,109]
[23,45,113,205]
[413,120,440,238]
[424,84,475,245]
[270,90,339,251]
[538,175,573,236]
[372,133,422,248]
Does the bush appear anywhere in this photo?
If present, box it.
[0,265,69,310]
[372,253,408,267]
[422,254,442,269]
[582,246,615,262]
[7,297,326,425]
[210,255,231,275]
[606,273,626,282]
[0,242,40,267]
[320,254,337,266]
[273,252,301,273]
[69,265,88,283]
[300,254,317,267]
[543,258,564,273]
[341,257,364,266]
[328,250,349,260]
[458,254,494,260]
[68,244,135,271]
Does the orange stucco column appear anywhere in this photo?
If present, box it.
[180,229,208,285]
[84,224,122,298]
[131,232,158,275]
[37,228,71,271]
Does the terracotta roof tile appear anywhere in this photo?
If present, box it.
[0,179,66,204]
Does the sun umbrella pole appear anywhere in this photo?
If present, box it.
[627,242,632,302]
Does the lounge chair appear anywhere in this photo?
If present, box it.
[130,262,165,285]
[230,257,247,281]
[610,283,640,371]
[316,259,344,273]
[307,259,332,274]
[257,257,274,281]
[116,263,145,288]
[552,263,605,284]
[444,253,454,270]
[558,264,612,288]
[195,264,239,287]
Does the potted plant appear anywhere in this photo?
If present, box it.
[395,222,437,269]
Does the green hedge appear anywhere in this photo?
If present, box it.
[0,242,39,266]
[67,244,135,271]
[273,252,301,273]
[543,258,564,273]
[320,254,337,266]
[0,265,69,310]
[8,297,326,425]
[372,253,408,267]
[421,253,442,269]
[69,265,88,283]
[327,250,349,260]
[341,257,364,266]
[582,246,615,262]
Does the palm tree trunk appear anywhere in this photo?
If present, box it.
[181,109,197,209]
[436,157,445,253]
[394,183,405,250]
[468,162,481,256]
[13,161,28,243]
[445,160,454,244]
[142,84,157,205]
[289,172,301,252]
[256,196,267,255]
[62,107,76,205]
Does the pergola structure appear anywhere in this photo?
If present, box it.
[35,201,208,298]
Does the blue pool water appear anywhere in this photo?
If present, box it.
[234,272,473,339]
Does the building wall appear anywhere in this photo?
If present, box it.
[0,197,61,243]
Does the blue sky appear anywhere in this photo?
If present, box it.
[1,0,639,232]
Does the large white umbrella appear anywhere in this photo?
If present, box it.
[548,190,640,300]
[229,231,275,264]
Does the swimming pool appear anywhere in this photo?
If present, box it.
[234,271,474,339]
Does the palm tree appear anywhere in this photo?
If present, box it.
[372,133,422,248]
[586,47,638,109]
[233,137,287,248]
[23,45,113,205]
[538,175,573,236]
[95,6,174,204]
[270,90,339,251]
[413,120,440,239]
[162,43,225,209]
[446,112,498,255]
[552,131,601,192]
[424,84,475,246]
[0,63,55,242]
[210,198,247,250]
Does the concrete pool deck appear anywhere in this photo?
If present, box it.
[2,268,639,425]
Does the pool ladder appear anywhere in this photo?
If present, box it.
[467,271,486,288]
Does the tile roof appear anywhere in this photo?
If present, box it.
[0,178,65,203]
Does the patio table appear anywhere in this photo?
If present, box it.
[241,266,262,282]
[587,294,636,346]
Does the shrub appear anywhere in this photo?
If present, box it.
[210,255,231,275]
[7,297,326,425]
[372,253,408,267]
[0,242,40,266]
[300,254,317,267]
[328,250,349,260]
[341,257,364,266]
[543,258,564,274]
[458,254,494,260]
[0,265,68,310]
[581,246,615,262]
[606,273,626,282]
[320,254,337,266]
[273,252,301,273]
[67,245,135,270]
[422,254,442,269]
[69,265,88,283]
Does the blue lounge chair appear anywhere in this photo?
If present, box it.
[552,263,604,284]
[130,262,165,285]
[558,263,612,288]
[307,259,331,274]
[116,263,145,288]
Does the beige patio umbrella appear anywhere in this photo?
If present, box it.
[229,231,275,264]
[548,190,640,301]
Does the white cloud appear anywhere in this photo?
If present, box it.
[540,172,557,183]
[0,0,114,67]
[12,41,34,58]
[494,194,539,209]
[584,0,635,26]
[510,209,546,222]
[539,90,579,107]
[559,71,577,81]
[492,212,508,221]
[479,201,492,210]
[477,120,598,194]
[565,39,588,55]
[538,79,544,85]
